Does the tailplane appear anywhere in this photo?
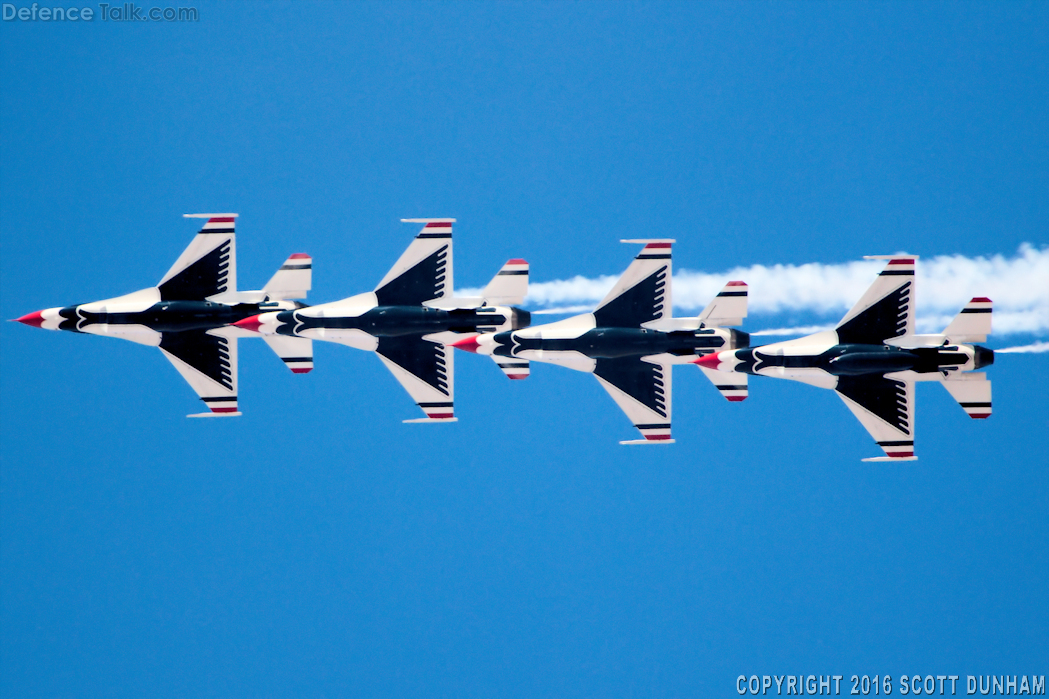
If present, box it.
[941,372,992,419]
[942,297,992,343]
[263,254,312,300]
[698,281,748,328]
[480,259,529,305]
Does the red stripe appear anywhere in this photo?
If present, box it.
[726,281,746,286]
[726,396,747,402]
[208,217,236,223]
[887,259,914,265]
[645,434,673,440]
[970,413,990,419]
[506,258,527,265]
[644,243,672,249]
[211,406,238,413]
[427,412,454,419]
[425,222,452,228]
[289,253,310,259]
[971,297,991,303]
[291,367,313,374]
[507,374,528,380]
[887,451,914,457]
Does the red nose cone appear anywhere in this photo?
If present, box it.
[234,315,263,332]
[450,334,481,353]
[694,352,722,369]
[14,310,46,328]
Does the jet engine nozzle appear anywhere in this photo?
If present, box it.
[729,329,750,350]
[974,345,995,369]
[510,307,531,330]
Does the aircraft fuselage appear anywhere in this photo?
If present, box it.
[488,327,750,360]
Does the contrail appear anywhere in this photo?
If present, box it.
[996,341,1049,354]
[460,244,1048,335]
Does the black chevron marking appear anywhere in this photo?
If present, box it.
[836,374,910,434]
[160,330,234,391]
[159,239,233,301]
[836,281,911,345]
[375,244,449,306]
[594,357,668,418]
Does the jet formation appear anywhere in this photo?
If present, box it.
[14,214,995,460]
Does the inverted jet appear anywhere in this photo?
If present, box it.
[450,240,751,444]
[235,219,530,422]
[695,255,994,461]
[14,214,314,417]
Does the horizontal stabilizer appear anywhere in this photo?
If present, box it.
[481,259,529,305]
[263,254,312,300]
[492,355,529,380]
[942,297,992,343]
[941,372,992,419]
[262,335,314,374]
[698,281,748,327]
[698,365,748,401]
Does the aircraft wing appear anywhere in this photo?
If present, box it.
[834,374,916,461]
[374,334,457,423]
[592,356,674,444]
[158,327,241,417]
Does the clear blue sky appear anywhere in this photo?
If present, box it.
[2,2,1047,697]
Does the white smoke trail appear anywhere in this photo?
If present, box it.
[463,244,1049,336]
[996,342,1049,354]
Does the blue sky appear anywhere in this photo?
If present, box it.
[2,2,1047,697]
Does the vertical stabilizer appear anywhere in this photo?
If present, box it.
[698,281,748,327]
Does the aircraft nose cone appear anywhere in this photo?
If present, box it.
[234,314,263,332]
[13,310,46,328]
[693,352,722,369]
[450,334,481,353]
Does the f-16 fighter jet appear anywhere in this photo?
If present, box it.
[450,240,751,444]
[234,219,531,423]
[695,255,994,461]
[14,214,314,417]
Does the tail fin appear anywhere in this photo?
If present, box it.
[698,281,748,327]
[593,239,673,328]
[942,297,992,343]
[158,214,238,301]
[263,253,312,300]
[835,255,917,344]
[481,259,529,305]
[373,219,454,306]
[941,372,992,419]
[262,335,314,374]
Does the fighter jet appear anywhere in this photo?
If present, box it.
[14,214,314,417]
[695,255,994,461]
[449,240,751,444]
[234,219,531,423]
